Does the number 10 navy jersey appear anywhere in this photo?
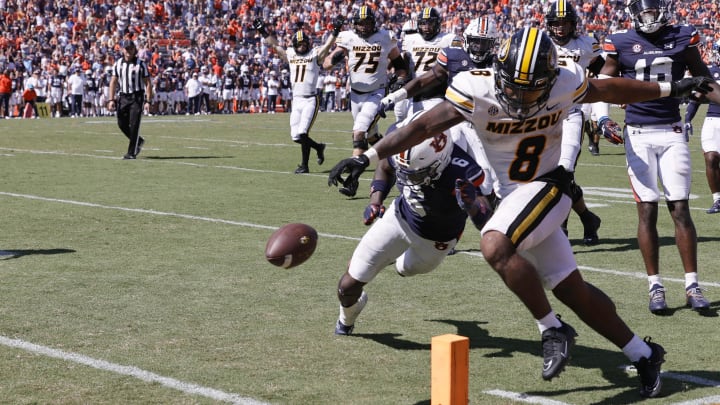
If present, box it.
[603,25,700,125]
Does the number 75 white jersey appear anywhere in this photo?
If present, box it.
[444,62,588,198]
[336,29,398,93]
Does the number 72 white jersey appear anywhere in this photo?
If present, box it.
[444,62,588,198]
[402,32,459,76]
[286,47,323,96]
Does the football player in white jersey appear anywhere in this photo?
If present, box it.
[323,5,408,196]
[396,7,459,118]
[392,18,418,122]
[254,17,343,174]
[546,0,604,246]
[329,27,713,396]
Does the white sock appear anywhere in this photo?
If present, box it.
[684,272,699,289]
[535,311,562,334]
[622,335,652,363]
[712,192,720,202]
[338,291,367,326]
[647,275,662,290]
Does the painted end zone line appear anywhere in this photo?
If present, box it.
[483,389,571,405]
[0,191,359,242]
[0,336,269,405]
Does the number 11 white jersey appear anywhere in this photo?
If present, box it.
[286,47,323,97]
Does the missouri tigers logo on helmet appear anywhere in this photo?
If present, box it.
[353,6,377,38]
[494,27,558,120]
[545,0,578,45]
[292,31,310,54]
[417,7,441,41]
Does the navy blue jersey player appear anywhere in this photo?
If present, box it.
[597,0,720,314]
[334,111,491,336]
[685,49,720,214]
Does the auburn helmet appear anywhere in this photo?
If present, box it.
[627,0,670,34]
[401,19,418,40]
[417,7,441,41]
[545,0,578,45]
[494,27,559,120]
[291,31,311,55]
[463,16,499,66]
[394,134,453,187]
[353,6,377,38]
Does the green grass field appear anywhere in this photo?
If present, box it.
[0,109,718,405]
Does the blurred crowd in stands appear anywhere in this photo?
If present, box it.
[1,0,719,118]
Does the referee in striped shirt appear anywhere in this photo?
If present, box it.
[108,39,153,159]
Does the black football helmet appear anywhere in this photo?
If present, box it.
[627,0,670,34]
[353,6,377,38]
[545,0,578,45]
[291,31,311,55]
[417,7,441,41]
[494,27,559,120]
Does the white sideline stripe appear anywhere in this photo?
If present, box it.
[580,266,720,288]
[622,366,720,387]
[2,191,715,284]
[671,395,720,405]
[483,389,571,405]
[0,148,361,182]
[0,336,269,405]
[0,192,360,242]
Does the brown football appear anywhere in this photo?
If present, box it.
[264,223,318,268]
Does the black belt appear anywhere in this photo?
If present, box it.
[297,94,317,98]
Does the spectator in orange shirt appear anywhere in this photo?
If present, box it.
[0,69,12,119]
[22,83,38,119]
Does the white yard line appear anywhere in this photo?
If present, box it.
[483,389,572,405]
[0,336,270,405]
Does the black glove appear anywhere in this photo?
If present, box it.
[669,77,713,98]
[389,76,409,93]
[363,203,385,225]
[332,16,345,36]
[328,154,370,188]
[253,18,269,38]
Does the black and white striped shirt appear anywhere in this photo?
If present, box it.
[112,57,150,94]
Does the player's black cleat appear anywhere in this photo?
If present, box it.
[582,211,601,246]
[541,319,577,380]
[334,320,354,336]
[634,337,665,398]
[294,165,309,174]
[317,143,326,165]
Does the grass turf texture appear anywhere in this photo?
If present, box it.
[0,109,718,404]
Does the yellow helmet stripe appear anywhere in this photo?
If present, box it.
[422,7,430,19]
[516,27,540,84]
[360,6,368,19]
[557,0,566,17]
